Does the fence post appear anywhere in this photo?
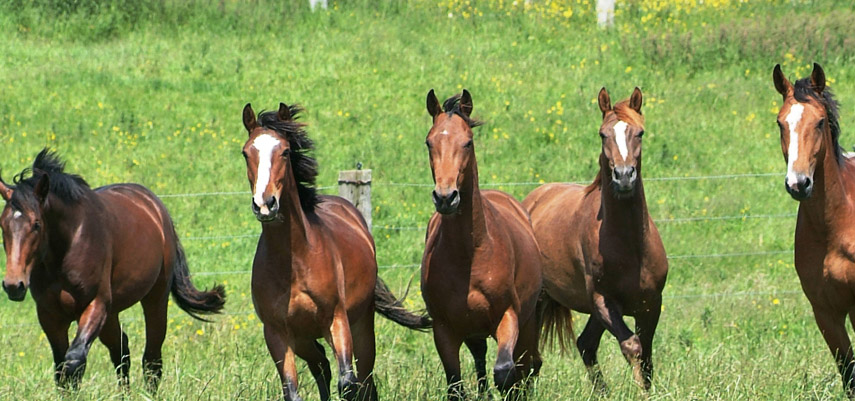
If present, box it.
[338,168,372,231]
[597,0,615,28]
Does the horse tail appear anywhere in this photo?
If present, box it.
[539,292,575,355]
[373,277,432,331]
[169,235,226,322]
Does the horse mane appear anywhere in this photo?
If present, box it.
[793,77,843,164]
[256,107,320,213]
[585,100,645,194]
[4,148,90,211]
[442,94,484,128]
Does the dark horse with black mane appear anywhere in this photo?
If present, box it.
[0,149,225,390]
[241,103,431,401]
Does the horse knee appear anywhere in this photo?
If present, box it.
[493,361,518,393]
[619,335,642,361]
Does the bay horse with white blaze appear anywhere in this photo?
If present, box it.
[241,103,431,401]
[524,87,668,392]
[773,63,855,397]
[421,89,543,400]
[0,149,225,390]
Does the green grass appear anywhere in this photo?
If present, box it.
[1,0,855,399]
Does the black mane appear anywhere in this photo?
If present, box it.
[793,77,843,164]
[3,148,89,211]
[442,94,484,128]
[256,106,320,213]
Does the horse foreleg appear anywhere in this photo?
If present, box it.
[635,301,662,391]
[63,296,109,388]
[327,307,358,400]
[433,323,465,401]
[591,293,643,388]
[464,338,491,398]
[37,304,70,387]
[264,324,302,401]
[98,314,130,388]
[814,307,855,397]
[494,308,520,394]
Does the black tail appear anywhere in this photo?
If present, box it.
[374,278,432,331]
[539,292,575,355]
[170,237,226,322]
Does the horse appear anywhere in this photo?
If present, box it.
[421,89,543,400]
[0,149,226,390]
[772,63,855,397]
[523,87,668,392]
[240,103,431,401]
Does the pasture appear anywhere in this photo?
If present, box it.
[1,0,855,399]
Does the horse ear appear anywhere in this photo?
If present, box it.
[0,178,12,202]
[426,89,442,119]
[243,103,258,134]
[598,87,612,116]
[459,89,473,117]
[278,102,293,121]
[629,87,643,113]
[772,64,792,97]
[811,63,826,94]
[33,172,49,205]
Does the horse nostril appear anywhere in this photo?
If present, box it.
[265,196,276,209]
[251,201,260,213]
[15,282,23,292]
[432,190,441,205]
[448,190,458,203]
[803,177,812,190]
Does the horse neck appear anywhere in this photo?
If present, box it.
[799,131,850,235]
[437,156,487,252]
[40,194,86,266]
[599,153,649,243]
[258,173,310,263]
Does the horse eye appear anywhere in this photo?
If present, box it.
[463,140,473,149]
[241,150,248,158]
[638,130,645,138]
[33,221,41,231]
[425,140,431,149]
[599,132,606,139]
[281,149,291,157]
[817,118,826,129]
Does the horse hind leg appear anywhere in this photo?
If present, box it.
[294,340,333,401]
[98,314,131,388]
[351,313,378,401]
[140,282,169,393]
[464,338,491,399]
[576,315,607,394]
[635,301,662,391]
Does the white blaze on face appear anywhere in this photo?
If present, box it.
[12,211,21,219]
[613,121,629,161]
[440,130,449,136]
[785,103,805,187]
[251,134,282,211]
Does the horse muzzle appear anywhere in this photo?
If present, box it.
[252,196,280,222]
[611,165,637,197]
[2,280,27,302]
[432,189,460,215]
[785,173,813,200]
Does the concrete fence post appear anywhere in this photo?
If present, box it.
[597,0,615,28]
[338,168,372,231]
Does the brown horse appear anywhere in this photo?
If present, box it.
[241,103,431,401]
[0,149,225,390]
[523,87,668,392]
[421,89,543,400]
[773,63,855,397]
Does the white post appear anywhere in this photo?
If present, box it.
[597,0,615,28]
[309,0,328,11]
[338,169,372,231]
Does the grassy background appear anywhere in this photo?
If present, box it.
[1,0,855,399]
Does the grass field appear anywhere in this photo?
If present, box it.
[2,0,855,399]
